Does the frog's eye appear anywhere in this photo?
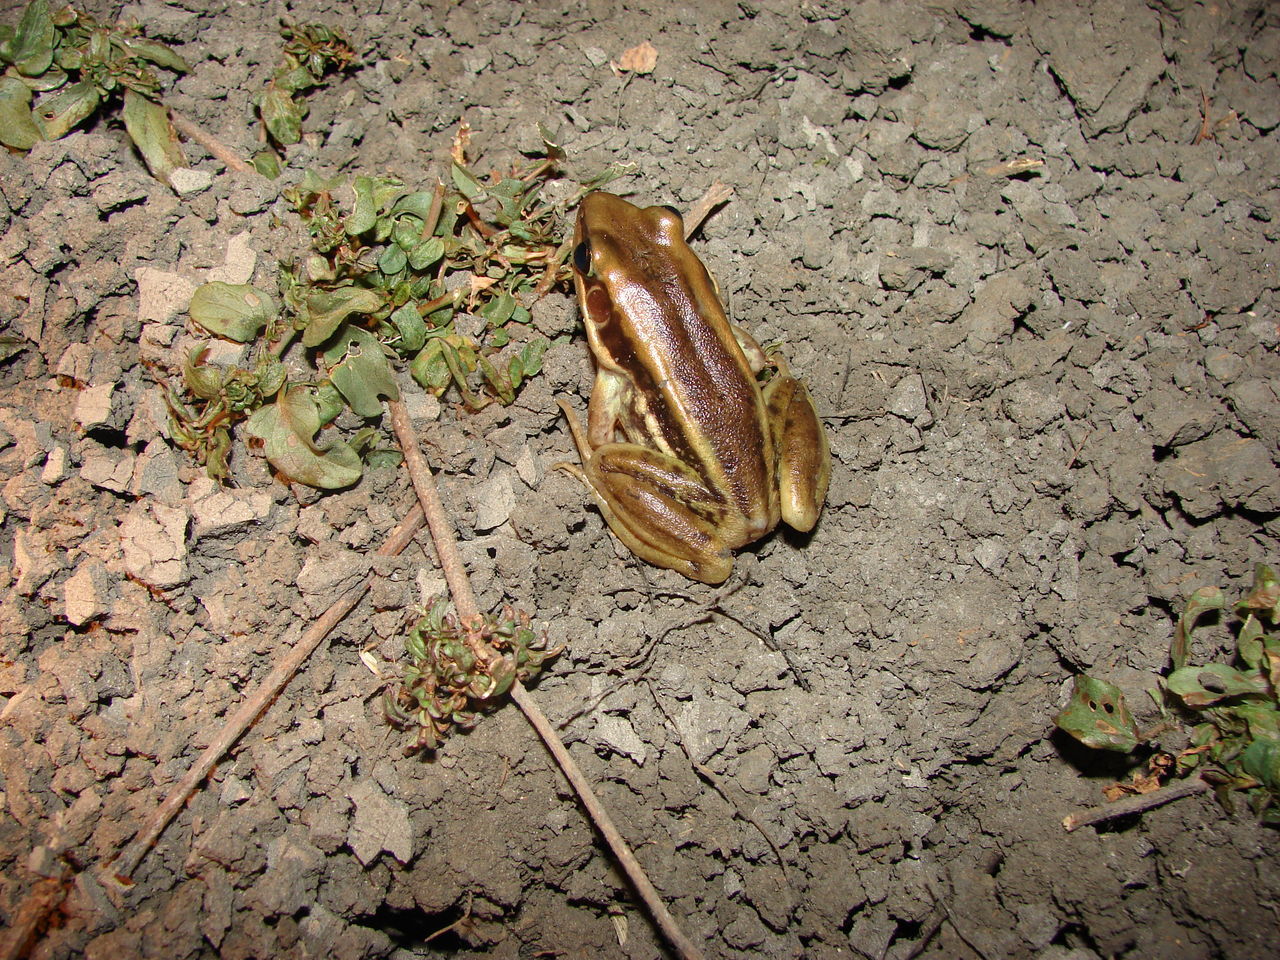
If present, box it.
[572,240,593,275]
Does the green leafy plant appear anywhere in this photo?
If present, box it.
[1056,563,1280,821]
[168,135,625,488]
[252,19,356,174]
[383,597,561,752]
[0,0,188,183]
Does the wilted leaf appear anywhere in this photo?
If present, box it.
[1171,585,1225,670]
[4,0,55,77]
[0,76,42,150]
[616,40,657,74]
[323,325,400,418]
[33,80,99,139]
[189,282,278,342]
[1238,615,1265,671]
[301,286,385,347]
[183,346,223,400]
[122,88,185,185]
[1054,675,1140,753]
[1237,563,1280,619]
[1166,662,1270,707]
[260,83,302,144]
[245,385,362,489]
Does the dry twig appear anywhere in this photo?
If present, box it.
[169,109,257,175]
[386,397,705,960]
[1062,776,1211,832]
[109,503,427,880]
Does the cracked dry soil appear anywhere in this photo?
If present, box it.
[2,1,1279,958]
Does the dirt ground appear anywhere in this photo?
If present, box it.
[2,0,1279,957]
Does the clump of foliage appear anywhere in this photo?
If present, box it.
[0,0,188,183]
[384,598,561,752]
[169,133,625,486]
[253,20,356,174]
[1056,563,1280,821]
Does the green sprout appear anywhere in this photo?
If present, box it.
[384,597,561,752]
[0,0,189,183]
[253,19,357,173]
[1056,563,1280,821]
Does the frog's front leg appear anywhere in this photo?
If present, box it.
[555,400,740,583]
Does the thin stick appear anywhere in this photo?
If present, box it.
[169,109,257,175]
[510,683,704,960]
[682,181,734,239]
[386,400,478,619]
[109,503,426,880]
[387,398,705,960]
[1062,776,1211,832]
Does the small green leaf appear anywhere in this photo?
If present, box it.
[1240,738,1280,791]
[390,302,426,353]
[518,336,550,377]
[301,286,385,347]
[272,64,316,94]
[378,243,407,275]
[251,150,282,178]
[480,289,516,326]
[410,338,451,393]
[5,0,55,77]
[450,161,486,200]
[1238,614,1265,671]
[260,83,302,145]
[189,282,277,342]
[323,325,400,418]
[1234,703,1280,742]
[1171,585,1225,671]
[122,88,185,186]
[392,190,437,220]
[1054,675,1140,752]
[33,80,99,140]
[345,175,378,235]
[119,36,190,73]
[313,381,345,424]
[1166,663,1270,707]
[0,76,42,150]
[245,385,362,489]
[408,236,444,271]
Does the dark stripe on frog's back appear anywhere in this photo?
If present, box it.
[595,254,772,522]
